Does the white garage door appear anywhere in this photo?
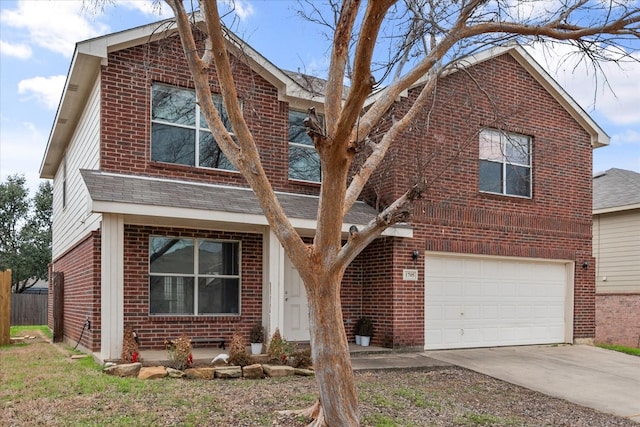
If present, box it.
[425,254,571,350]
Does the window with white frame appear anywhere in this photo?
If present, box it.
[151,83,236,171]
[479,129,531,197]
[149,237,240,315]
[288,110,321,182]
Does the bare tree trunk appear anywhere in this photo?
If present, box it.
[307,272,359,426]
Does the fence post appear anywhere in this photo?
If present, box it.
[0,270,10,345]
[52,272,64,343]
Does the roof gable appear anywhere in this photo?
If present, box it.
[371,44,608,149]
[40,16,322,179]
[41,17,608,179]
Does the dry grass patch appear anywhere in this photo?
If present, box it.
[1,328,636,426]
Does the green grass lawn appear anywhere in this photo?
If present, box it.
[597,343,640,357]
[10,325,52,338]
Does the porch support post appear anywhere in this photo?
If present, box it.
[100,213,124,361]
[264,229,285,339]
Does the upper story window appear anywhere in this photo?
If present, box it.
[479,129,532,198]
[151,83,236,171]
[149,236,240,316]
[289,110,321,182]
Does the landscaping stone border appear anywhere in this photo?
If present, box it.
[103,362,314,380]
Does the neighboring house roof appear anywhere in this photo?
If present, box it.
[593,168,640,214]
[80,169,411,237]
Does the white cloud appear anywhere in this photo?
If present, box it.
[18,75,66,110]
[585,60,640,126]
[221,0,255,20]
[526,43,640,126]
[0,0,108,57]
[119,0,174,20]
[611,129,640,147]
[0,40,32,59]
[0,120,48,196]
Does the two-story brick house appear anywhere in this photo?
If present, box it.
[41,18,606,362]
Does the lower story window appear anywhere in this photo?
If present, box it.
[149,237,240,315]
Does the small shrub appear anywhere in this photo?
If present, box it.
[228,330,252,367]
[249,321,265,343]
[121,324,139,363]
[289,348,313,368]
[267,328,295,364]
[358,317,374,337]
[353,317,363,336]
[165,335,192,370]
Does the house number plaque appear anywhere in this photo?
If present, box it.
[402,269,418,281]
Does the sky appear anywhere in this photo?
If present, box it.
[1,0,638,197]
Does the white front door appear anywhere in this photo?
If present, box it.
[283,256,310,341]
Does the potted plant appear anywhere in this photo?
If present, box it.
[353,317,363,345]
[249,321,265,355]
[358,317,374,347]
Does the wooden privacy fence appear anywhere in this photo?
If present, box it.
[1,270,10,345]
[10,293,48,326]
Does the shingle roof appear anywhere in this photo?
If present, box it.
[80,169,379,225]
[593,168,640,211]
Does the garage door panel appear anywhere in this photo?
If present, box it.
[425,254,569,350]
[425,305,442,321]
[443,328,463,346]
[444,281,463,296]
[500,305,517,320]
[516,304,534,319]
[500,282,517,296]
[464,280,484,297]
[482,306,499,321]
[425,329,442,344]
[444,305,463,320]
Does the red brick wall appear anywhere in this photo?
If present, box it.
[341,251,364,340]
[359,53,595,345]
[361,238,396,347]
[596,294,640,347]
[96,36,595,348]
[100,33,320,196]
[49,231,101,351]
[121,225,263,349]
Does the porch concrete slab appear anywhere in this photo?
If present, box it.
[139,343,393,366]
[426,344,640,422]
[140,346,227,365]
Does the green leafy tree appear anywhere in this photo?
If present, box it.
[0,175,52,293]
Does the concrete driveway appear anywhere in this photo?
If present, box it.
[427,344,640,422]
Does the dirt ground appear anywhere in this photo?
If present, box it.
[1,331,636,426]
